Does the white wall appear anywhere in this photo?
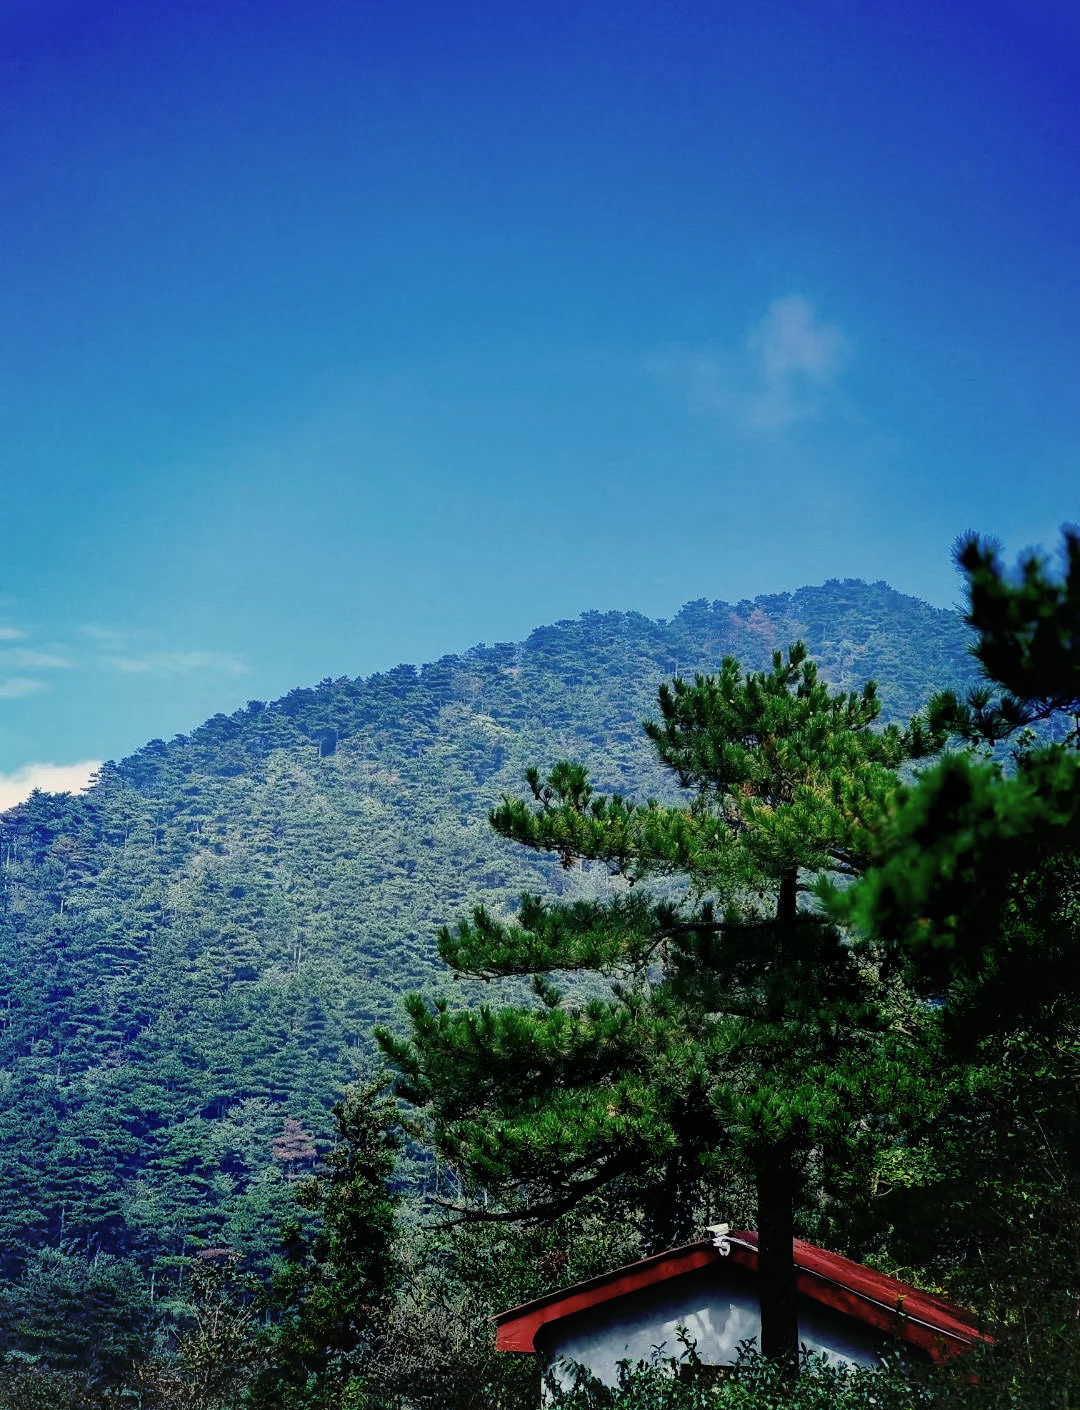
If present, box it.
[538,1263,888,1392]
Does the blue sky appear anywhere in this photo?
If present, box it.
[1,0,1077,795]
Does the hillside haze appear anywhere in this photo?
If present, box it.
[0,581,973,1281]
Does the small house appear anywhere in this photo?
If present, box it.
[493,1230,986,1392]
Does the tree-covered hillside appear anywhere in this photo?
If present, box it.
[0,582,972,1291]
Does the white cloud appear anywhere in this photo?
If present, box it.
[79,624,131,644]
[101,649,248,676]
[0,627,26,641]
[750,295,846,382]
[0,649,72,669]
[0,677,45,699]
[653,294,850,433]
[0,760,102,812]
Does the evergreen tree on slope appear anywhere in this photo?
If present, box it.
[824,529,1080,1337]
[252,1078,402,1409]
[380,644,938,1363]
[830,528,1080,1009]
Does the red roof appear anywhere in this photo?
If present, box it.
[493,1233,989,1365]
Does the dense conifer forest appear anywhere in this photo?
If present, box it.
[0,581,972,1299]
[9,569,1077,1407]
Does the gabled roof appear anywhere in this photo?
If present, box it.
[493,1233,988,1364]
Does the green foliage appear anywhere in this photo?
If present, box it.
[381,643,940,1360]
[359,1206,641,1410]
[544,1344,925,1410]
[2,565,1072,1402]
[825,529,1080,1043]
[0,1247,156,1378]
[0,582,971,1304]
[133,1256,265,1410]
[489,643,935,901]
[545,1338,1080,1410]
[250,1078,403,1409]
[924,527,1080,744]
[0,1366,117,1410]
[820,527,1080,1371]
[826,746,1080,988]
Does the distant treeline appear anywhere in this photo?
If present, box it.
[0,582,973,1346]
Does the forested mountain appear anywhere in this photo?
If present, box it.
[0,581,973,1296]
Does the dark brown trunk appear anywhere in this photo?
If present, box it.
[756,1144,799,1369]
[775,864,798,967]
[643,1150,699,1255]
[776,865,798,932]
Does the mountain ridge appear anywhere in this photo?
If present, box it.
[0,578,975,1285]
[104,576,964,795]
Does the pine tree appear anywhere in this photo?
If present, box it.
[823,527,1080,1351]
[251,1077,403,1409]
[380,645,935,1364]
[830,527,1080,993]
[923,526,1080,746]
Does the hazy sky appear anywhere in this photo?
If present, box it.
[1,0,1077,791]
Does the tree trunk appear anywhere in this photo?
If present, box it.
[776,864,798,933]
[756,1144,799,1368]
[643,1150,698,1255]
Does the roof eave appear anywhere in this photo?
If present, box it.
[492,1235,989,1363]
